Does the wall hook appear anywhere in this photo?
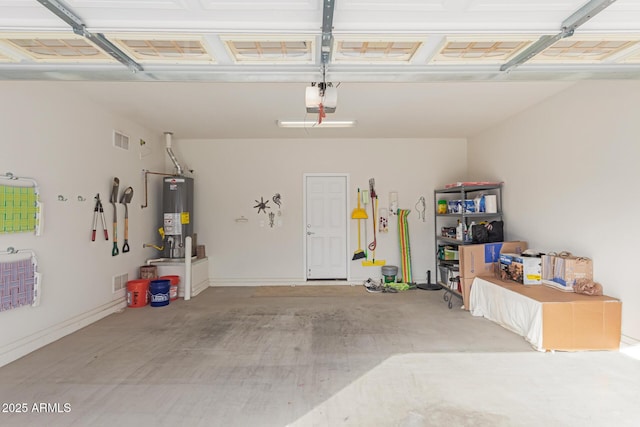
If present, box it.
[77,195,86,202]
[58,195,67,201]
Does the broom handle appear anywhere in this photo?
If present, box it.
[368,196,377,252]
[356,188,362,250]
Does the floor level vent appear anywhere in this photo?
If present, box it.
[113,273,129,293]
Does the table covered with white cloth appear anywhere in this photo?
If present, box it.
[469,276,621,352]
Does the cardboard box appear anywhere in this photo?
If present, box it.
[542,298,621,351]
[459,241,528,279]
[499,253,542,285]
[461,277,474,311]
[457,241,527,310]
[473,276,621,351]
[542,253,593,292]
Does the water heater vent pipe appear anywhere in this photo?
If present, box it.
[164,131,183,176]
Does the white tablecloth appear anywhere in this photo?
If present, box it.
[469,277,543,351]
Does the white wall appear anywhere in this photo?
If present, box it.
[468,80,640,341]
[0,82,166,366]
[8,78,636,365]
[171,138,467,285]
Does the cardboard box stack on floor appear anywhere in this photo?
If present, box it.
[458,241,528,310]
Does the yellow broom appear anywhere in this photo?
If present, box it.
[352,188,368,260]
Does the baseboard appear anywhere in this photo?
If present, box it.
[621,334,640,347]
[620,335,640,360]
[191,278,210,296]
[209,278,359,287]
[0,298,126,368]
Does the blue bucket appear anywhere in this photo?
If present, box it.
[149,279,171,307]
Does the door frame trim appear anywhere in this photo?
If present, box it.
[302,173,351,282]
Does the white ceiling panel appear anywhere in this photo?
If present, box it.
[1,0,639,139]
[67,0,186,9]
[199,0,318,10]
[467,0,586,12]
[339,0,448,12]
[334,0,602,32]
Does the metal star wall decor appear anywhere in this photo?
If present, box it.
[254,197,270,214]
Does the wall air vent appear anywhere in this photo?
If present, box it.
[112,273,128,293]
[113,130,130,150]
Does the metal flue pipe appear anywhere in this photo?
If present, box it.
[164,132,183,176]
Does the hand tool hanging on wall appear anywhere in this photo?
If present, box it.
[120,186,133,253]
[351,188,368,260]
[362,178,385,267]
[91,193,108,241]
[110,177,120,256]
[361,189,370,260]
[415,196,426,222]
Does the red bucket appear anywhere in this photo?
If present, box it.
[160,275,180,301]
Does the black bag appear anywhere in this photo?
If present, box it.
[472,221,504,244]
[471,224,489,243]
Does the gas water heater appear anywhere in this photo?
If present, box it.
[162,176,194,259]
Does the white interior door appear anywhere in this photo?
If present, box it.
[305,175,347,280]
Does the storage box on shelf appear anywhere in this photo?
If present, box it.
[443,246,459,261]
[433,182,505,309]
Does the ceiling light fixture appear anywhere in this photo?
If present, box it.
[277,120,356,128]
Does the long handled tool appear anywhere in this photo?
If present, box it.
[351,188,368,260]
[120,186,133,253]
[361,189,370,260]
[110,177,120,256]
[362,178,385,267]
[91,193,108,241]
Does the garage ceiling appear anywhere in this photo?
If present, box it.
[1,0,639,138]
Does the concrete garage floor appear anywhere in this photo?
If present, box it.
[1,286,639,427]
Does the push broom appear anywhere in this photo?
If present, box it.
[351,188,368,260]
